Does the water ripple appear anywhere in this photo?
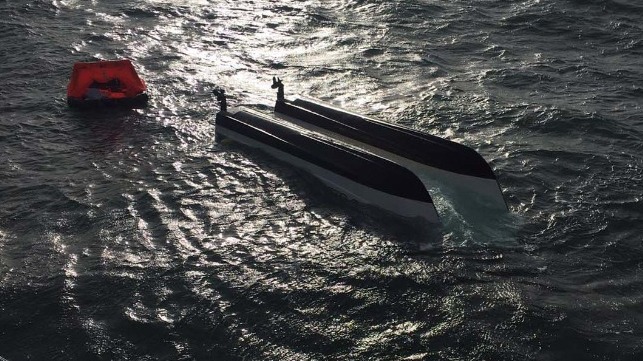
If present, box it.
[1,0,642,359]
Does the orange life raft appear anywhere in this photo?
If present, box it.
[67,59,149,108]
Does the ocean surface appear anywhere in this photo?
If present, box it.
[1,0,642,360]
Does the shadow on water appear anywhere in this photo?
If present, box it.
[309,186,446,246]
[66,107,147,154]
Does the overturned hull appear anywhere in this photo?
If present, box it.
[215,108,440,223]
[274,97,507,210]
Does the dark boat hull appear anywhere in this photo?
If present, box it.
[215,108,440,223]
[274,97,507,210]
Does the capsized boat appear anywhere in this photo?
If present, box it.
[213,88,440,223]
[67,59,149,108]
[270,78,507,210]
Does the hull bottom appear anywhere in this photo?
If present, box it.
[272,111,508,210]
[216,126,440,224]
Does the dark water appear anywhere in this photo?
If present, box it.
[1,0,642,360]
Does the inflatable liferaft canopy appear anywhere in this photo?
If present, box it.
[67,59,149,108]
